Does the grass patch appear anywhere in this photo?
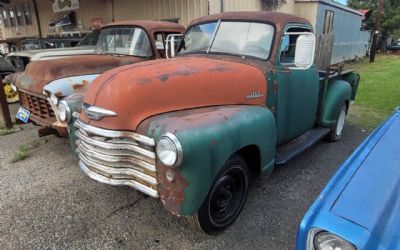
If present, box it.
[11,144,30,163]
[0,127,19,136]
[347,55,400,128]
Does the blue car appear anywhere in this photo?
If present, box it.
[296,108,400,250]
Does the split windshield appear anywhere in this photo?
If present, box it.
[179,21,274,59]
[95,27,152,57]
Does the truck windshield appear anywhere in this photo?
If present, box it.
[77,29,100,46]
[180,21,274,59]
[95,27,153,57]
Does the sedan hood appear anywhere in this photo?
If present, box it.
[81,57,267,131]
[331,111,400,233]
[15,54,145,93]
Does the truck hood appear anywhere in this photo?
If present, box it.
[15,54,145,93]
[81,56,267,131]
[331,110,400,235]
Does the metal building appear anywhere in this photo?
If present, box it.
[0,0,370,63]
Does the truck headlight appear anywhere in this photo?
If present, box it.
[58,100,71,123]
[156,133,183,167]
[314,231,356,250]
[50,93,59,105]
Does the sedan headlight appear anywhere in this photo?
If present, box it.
[58,100,71,123]
[50,93,59,105]
[314,231,356,250]
[156,132,183,167]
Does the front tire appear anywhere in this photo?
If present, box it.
[328,104,347,142]
[195,155,249,234]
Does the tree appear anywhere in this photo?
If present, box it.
[347,0,400,37]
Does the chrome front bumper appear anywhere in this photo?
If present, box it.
[74,119,159,198]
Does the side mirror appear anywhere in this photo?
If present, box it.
[294,33,316,69]
[165,34,183,59]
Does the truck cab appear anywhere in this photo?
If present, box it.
[73,11,359,234]
[15,20,184,137]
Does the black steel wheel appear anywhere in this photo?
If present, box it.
[196,155,249,234]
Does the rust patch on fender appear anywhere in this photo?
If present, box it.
[73,79,90,91]
[156,162,188,216]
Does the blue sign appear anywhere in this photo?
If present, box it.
[16,107,30,123]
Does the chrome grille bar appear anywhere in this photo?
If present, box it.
[75,119,159,198]
[75,119,155,146]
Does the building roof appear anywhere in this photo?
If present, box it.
[358,9,370,15]
[101,20,185,32]
[295,0,364,16]
[189,11,311,28]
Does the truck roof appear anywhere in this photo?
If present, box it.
[101,20,185,32]
[189,11,310,28]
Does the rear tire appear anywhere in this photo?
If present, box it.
[194,155,249,234]
[327,104,347,142]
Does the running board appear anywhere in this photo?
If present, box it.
[275,127,330,165]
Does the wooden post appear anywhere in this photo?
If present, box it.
[370,0,384,63]
[32,0,42,38]
[0,79,13,129]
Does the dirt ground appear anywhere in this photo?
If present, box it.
[0,104,370,249]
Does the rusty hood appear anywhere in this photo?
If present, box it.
[81,56,268,131]
[15,54,145,93]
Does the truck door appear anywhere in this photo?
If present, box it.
[274,26,319,145]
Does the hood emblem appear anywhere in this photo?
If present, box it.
[82,103,117,121]
[246,91,264,99]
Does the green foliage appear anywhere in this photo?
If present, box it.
[347,0,400,35]
[260,0,287,9]
[347,55,400,128]
[11,144,30,163]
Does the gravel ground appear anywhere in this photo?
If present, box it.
[0,104,370,250]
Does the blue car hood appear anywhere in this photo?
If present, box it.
[331,111,400,234]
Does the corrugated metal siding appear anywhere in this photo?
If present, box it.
[223,0,261,12]
[314,3,365,64]
[38,0,112,37]
[1,0,40,39]
[209,0,261,14]
[113,0,208,26]
[294,2,318,30]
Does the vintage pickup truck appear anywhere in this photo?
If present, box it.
[296,108,400,250]
[15,20,184,136]
[73,11,360,234]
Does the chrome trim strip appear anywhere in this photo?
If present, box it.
[78,141,156,172]
[76,129,155,160]
[80,161,159,198]
[79,153,157,185]
[74,119,155,147]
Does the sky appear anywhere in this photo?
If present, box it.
[335,0,348,5]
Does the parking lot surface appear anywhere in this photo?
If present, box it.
[0,106,369,249]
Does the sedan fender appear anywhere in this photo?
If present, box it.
[137,105,276,216]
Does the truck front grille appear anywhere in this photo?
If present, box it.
[74,119,159,198]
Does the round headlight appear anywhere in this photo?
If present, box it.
[156,133,183,167]
[58,100,71,123]
[50,93,59,105]
[314,231,356,250]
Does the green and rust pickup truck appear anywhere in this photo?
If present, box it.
[71,11,359,234]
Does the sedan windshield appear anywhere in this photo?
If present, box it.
[95,27,152,57]
[180,21,274,59]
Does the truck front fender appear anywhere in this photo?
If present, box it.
[320,80,352,127]
[137,105,276,216]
